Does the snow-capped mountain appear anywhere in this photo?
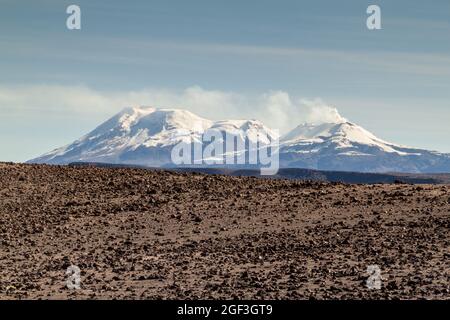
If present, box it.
[29,107,278,167]
[29,106,450,173]
[279,121,450,173]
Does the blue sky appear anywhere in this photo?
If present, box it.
[0,0,449,161]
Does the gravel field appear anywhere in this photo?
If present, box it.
[0,163,449,299]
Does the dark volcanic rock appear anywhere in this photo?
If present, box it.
[0,162,449,300]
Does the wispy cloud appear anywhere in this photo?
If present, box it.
[2,33,450,77]
[0,84,345,133]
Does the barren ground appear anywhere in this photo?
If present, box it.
[0,163,448,299]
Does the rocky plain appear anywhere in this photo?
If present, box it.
[0,162,448,299]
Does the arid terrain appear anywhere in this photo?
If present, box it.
[0,162,448,299]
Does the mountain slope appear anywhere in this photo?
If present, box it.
[29,106,450,173]
[31,107,209,166]
[29,107,277,167]
[279,122,450,173]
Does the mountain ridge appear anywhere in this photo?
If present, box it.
[28,106,450,173]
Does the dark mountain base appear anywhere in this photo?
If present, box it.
[69,161,450,184]
[0,162,449,299]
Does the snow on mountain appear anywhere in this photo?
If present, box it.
[29,106,277,167]
[30,107,207,165]
[279,121,450,173]
[281,121,417,155]
[29,106,450,173]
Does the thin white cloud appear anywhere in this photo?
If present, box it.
[0,85,346,133]
[3,34,450,76]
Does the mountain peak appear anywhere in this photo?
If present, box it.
[281,121,351,142]
[116,106,212,133]
[281,120,412,155]
[28,108,450,173]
